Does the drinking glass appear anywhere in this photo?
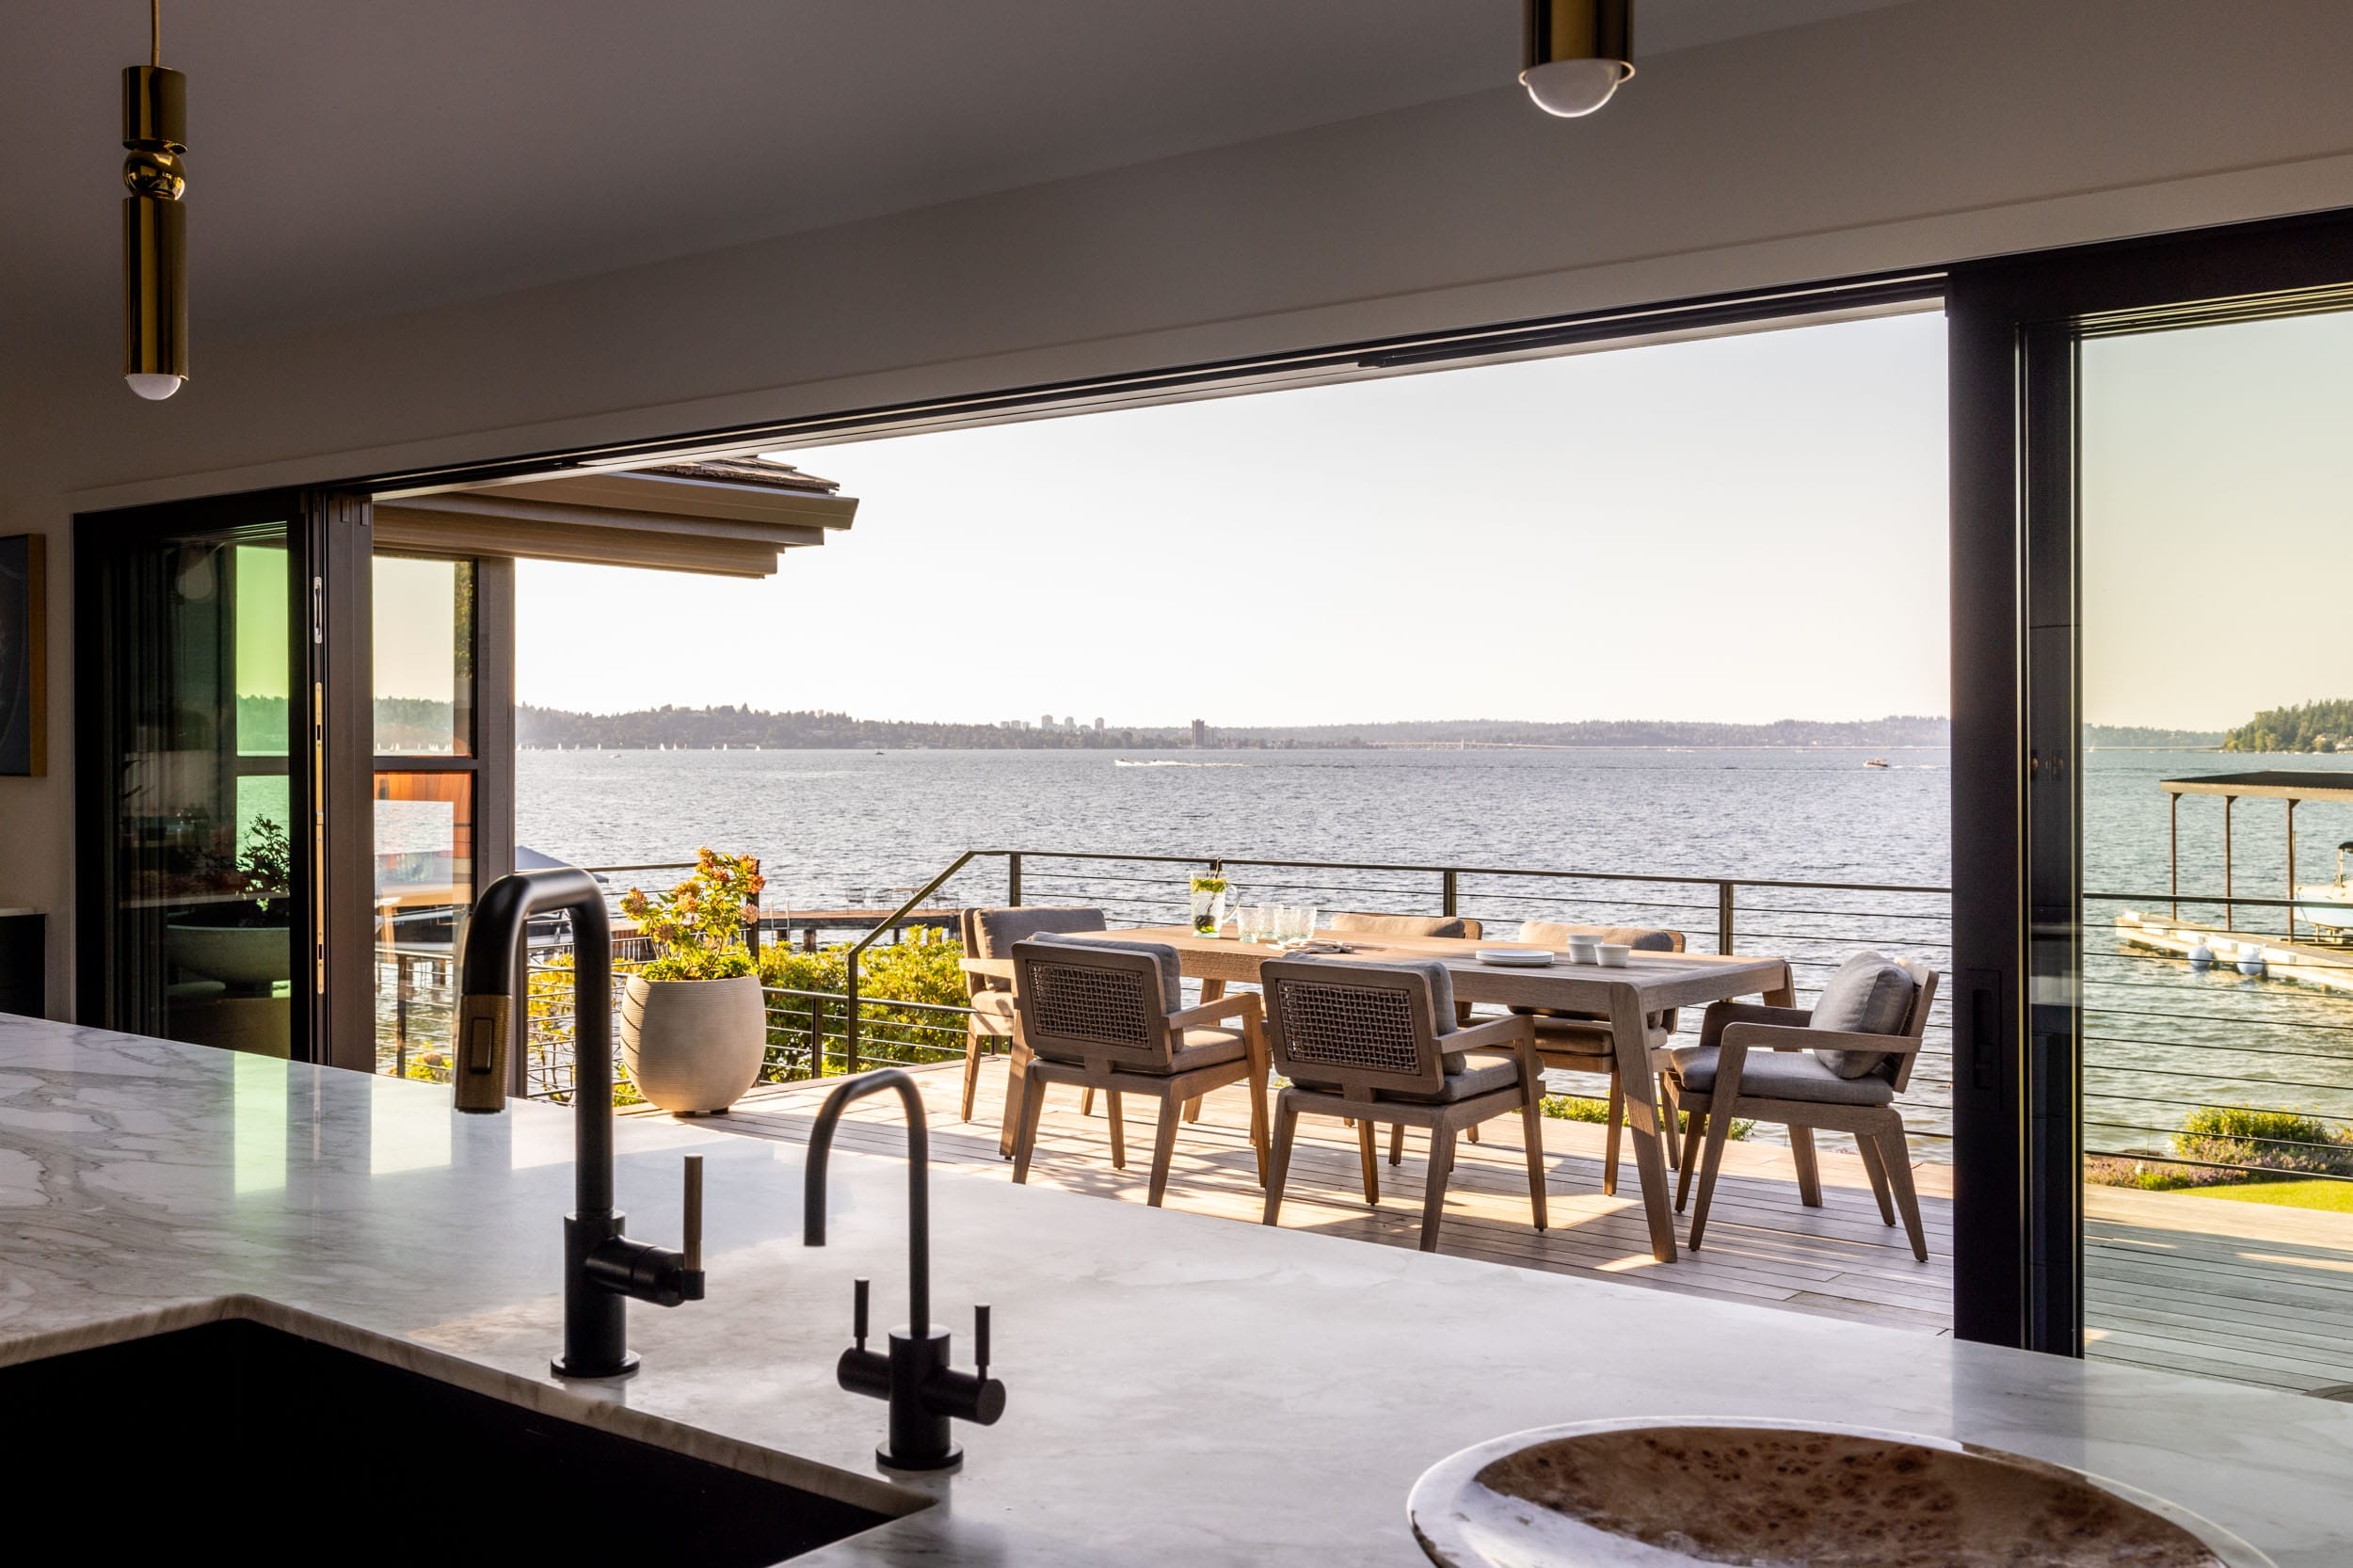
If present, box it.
[1239,904,1270,944]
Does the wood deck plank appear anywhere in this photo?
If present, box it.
[650,1059,2353,1393]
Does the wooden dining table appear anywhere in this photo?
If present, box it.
[1067,925,1795,1263]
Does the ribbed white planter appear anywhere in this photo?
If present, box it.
[620,973,766,1114]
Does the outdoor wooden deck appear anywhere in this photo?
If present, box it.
[664,1060,2353,1395]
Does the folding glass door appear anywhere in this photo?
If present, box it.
[78,492,374,1068]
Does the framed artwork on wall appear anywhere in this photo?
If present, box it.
[0,534,45,776]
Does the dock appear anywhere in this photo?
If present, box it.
[2116,913,2353,997]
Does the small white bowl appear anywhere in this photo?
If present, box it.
[1562,940,1600,964]
[1595,943,1632,968]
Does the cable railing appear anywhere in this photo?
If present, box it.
[379,846,2353,1190]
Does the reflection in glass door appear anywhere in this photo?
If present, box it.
[82,520,298,1055]
[2078,308,2353,1393]
[372,554,498,1080]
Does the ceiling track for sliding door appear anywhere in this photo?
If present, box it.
[356,268,1947,498]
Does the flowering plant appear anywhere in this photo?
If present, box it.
[619,847,764,982]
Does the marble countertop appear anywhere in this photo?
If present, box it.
[5,1015,2350,1565]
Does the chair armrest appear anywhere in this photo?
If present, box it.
[1698,1000,1814,1048]
[1167,991,1264,1032]
[1721,1021,1925,1056]
[1446,1014,1535,1054]
[958,957,1016,981]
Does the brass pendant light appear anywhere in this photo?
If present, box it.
[123,0,188,400]
[1523,0,1635,119]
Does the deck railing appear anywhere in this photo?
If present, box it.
[390,847,2353,1184]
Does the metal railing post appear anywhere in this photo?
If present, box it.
[1442,869,1459,919]
[1008,853,1022,906]
[809,995,824,1079]
[845,949,861,1076]
[1718,882,1736,955]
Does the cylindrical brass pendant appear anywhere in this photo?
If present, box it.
[1524,0,1633,72]
[123,196,187,388]
[121,64,189,396]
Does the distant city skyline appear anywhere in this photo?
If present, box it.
[516,312,1952,727]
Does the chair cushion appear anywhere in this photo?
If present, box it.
[1807,952,1917,1078]
[1293,1056,1523,1105]
[1518,921,1681,952]
[969,990,1018,1031]
[1168,1027,1250,1073]
[1326,911,1481,940]
[1669,1046,1895,1107]
[1378,1057,1523,1105]
[969,905,1107,958]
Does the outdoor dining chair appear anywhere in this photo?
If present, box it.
[1665,952,1940,1261]
[1324,910,1483,940]
[1006,935,1273,1206]
[1258,956,1546,1252]
[957,905,1106,1157]
[1502,920,1687,1194]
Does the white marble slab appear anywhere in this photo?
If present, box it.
[3,1015,2350,1565]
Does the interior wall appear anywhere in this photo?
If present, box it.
[7,0,2353,1019]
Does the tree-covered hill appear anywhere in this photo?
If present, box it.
[2223,700,2353,754]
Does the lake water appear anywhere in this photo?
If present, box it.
[516,746,2353,1154]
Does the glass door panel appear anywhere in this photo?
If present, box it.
[371,553,481,1080]
[2077,307,2353,1392]
[87,523,297,1056]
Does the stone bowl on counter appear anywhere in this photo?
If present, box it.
[1407,1417,2273,1568]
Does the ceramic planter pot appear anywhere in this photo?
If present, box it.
[620,972,766,1114]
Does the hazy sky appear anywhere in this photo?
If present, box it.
[2083,309,2353,730]
[515,312,1950,726]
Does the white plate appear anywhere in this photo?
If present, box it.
[1474,949,1555,968]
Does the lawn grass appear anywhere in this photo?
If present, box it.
[2189,1178,2353,1213]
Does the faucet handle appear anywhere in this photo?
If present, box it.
[974,1304,991,1378]
[681,1155,704,1273]
[853,1276,870,1350]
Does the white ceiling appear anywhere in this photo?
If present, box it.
[0,1,1913,347]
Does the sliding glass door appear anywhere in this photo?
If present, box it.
[1950,214,2353,1389]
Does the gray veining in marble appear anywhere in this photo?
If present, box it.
[3,1014,2350,1565]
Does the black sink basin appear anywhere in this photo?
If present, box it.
[0,1317,903,1565]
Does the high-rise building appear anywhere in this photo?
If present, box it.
[1192,718,1208,748]
[1093,717,1104,734]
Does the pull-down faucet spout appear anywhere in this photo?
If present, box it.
[454,868,705,1379]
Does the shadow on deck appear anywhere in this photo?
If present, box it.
[648,1060,2353,1393]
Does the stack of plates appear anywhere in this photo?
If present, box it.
[1474,949,1555,968]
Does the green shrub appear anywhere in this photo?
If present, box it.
[1542,1094,1751,1141]
[757,927,968,1080]
[2174,1105,2353,1177]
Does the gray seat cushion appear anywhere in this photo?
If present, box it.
[969,990,1019,1032]
[1669,1046,1895,1107]
[1807,952,1917,1079]
[970,905,1106,958]
[1167,1027,1249,1074]
[1293,1057,1522,1105]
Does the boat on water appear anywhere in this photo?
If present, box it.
[2297,841,2353,936]
[1864,758,1890,769]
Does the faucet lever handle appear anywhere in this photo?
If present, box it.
[974,1304,991,1377]
[853,1276,870,1350]
[681,1155,704,1273]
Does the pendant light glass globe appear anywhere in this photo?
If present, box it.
[126,372,184,400]
[1521,56,1630,118]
